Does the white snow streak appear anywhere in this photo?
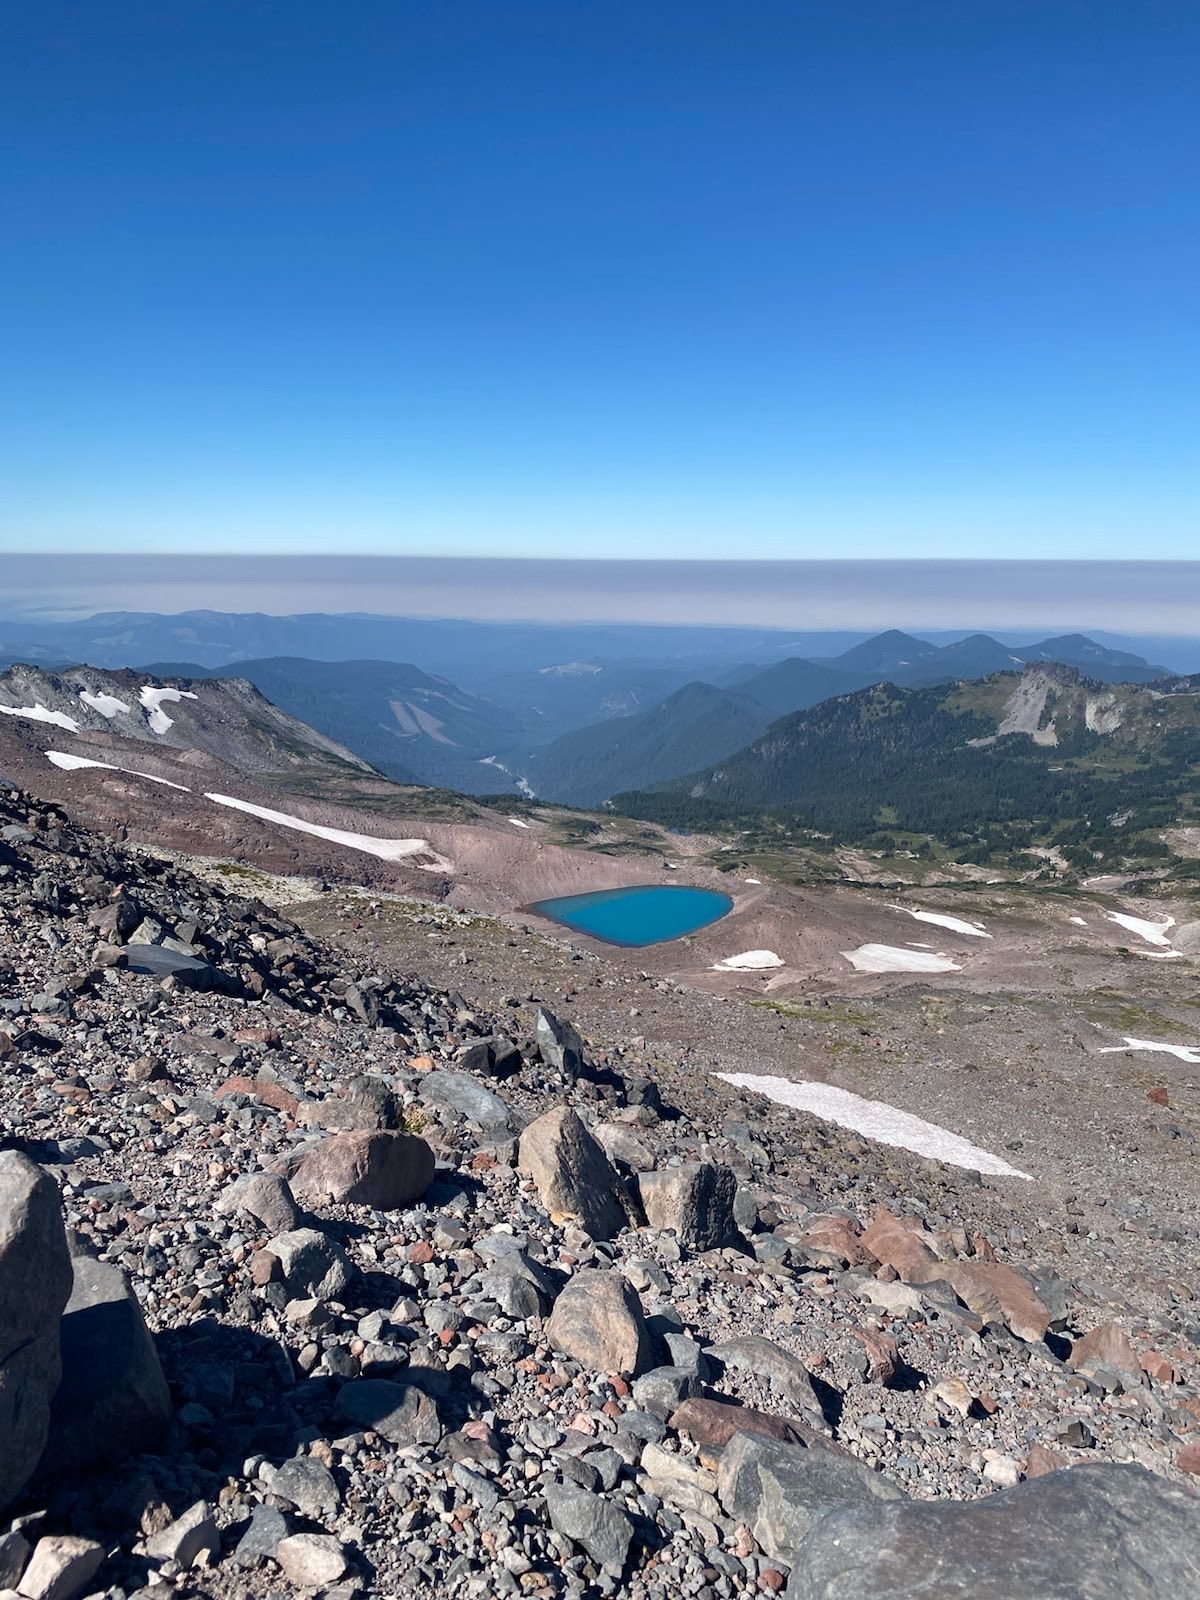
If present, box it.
[204,793,453,871]
[713,950,784,971]
[0,702,79,732]
[842,943,961,974]
[79,690,131,718]
[507,817,531,829]
[139,685,198,735]
[1069,916,1089,927]
[1099,1037,1200,1064]
[1106,910,1175,947]
[44,751,191,791]
[891,905,991,939]
[744,878,762,885]
[716,1072,1031,1179]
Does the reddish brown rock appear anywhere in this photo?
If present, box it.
[1178,1443,1200,1476]
[215,1075,299,1117]
[944,1262,1050,1344]
[861,1208,944,1282]
[1069,1321,1142,1382]
[669,1396,840,1453]
[1024,1442,1068,1479]
[852,1329,899,1386]
[290,1131,435,1210]
[1147,1086,1169,1106]
[797,1214,871,1267]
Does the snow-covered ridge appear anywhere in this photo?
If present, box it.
[139,685,198,735]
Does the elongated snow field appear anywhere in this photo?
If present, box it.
[1106,910,1175,947]
[78,690,131,718]
[716,1072,1031,1179]
[45,751,192,791]
[204,793,453,871]
[891,905,991,939]
[0,702,80,732]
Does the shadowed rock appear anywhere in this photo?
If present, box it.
[518,1107,628,1239]
[0,1152,72,1509]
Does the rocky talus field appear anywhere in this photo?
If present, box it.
[1,784,1198,1600]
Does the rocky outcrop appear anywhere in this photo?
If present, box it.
[0,1153,72,1509]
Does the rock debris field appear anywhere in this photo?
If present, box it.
[0,784,1199,1600]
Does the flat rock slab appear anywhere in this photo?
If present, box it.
[788,1462,1200,1599]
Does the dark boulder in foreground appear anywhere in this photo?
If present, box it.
[787,1462,1200,1599]
[0,1152,73,1509]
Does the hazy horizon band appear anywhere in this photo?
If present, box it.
[6,554,1200,634]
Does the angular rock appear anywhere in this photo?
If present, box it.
[546,1268,650,1376]
[215,1172,300,1233]
[144,1501,220,1569]
[264,1455,340,1519]
[638,1162,739,1251]
[289,1131,435,1210]
[788,1462,1200,1600]
[518,1107,627,1239]
[0,1152,73,1509]
[419,1070,513,1131]
[333,1379,442,1445]
[264,1228,354,1300]
[42,1254,172,1476]
[276,1533,347,1588]
[1069,1321,1143,1384]
[533,1009,587,1079]
[15,1536,103,1600]
[708,1335,826,1423]
[717,1432,904,1566]
[543,1480,634,1571]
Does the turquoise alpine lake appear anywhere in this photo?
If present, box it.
[529,884,733,947]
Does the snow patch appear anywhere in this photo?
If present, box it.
[507,817,531,829]
[45,750,192,791]
[204,793,453,871]
[716,1072,1031,1179]
[744,878,762,885]
[713,950,784,971]
[1106,910,1175,947]
[1099,1036,1200,1064]
[1069,916,1089,927]
[0,702,79,732]
[139,685,198,735]
[843,943,961,974]
[79,690,131,718]
[890,905,991,939]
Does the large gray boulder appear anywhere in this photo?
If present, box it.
[546,1268,650,1376]
[0,1152,72,1509]
[638,1162,739,1251]
[41,1254,172,1476]
[717,1432,904,1567]
[518,1107,628,1239]
[787,1462,1200,1599]
[543,1479,634,1571]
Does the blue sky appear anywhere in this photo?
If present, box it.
[2,2,1197,559]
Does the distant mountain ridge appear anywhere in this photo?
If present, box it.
[144,657,527,794]
[612,665,1200,862]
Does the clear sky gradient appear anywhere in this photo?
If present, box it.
[2,2,1197,559]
